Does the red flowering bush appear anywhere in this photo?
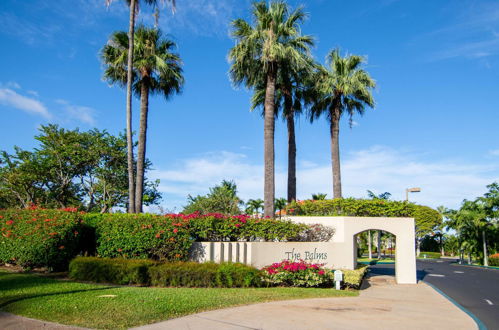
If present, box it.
[261,260,335,287]
[0,207,87,270]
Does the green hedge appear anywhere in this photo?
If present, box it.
[341,264,369,289]
[286,198,413,217]
[419,251,441,259]
[149,261,262,287]
[69,257,262,287]
[0,208,90,270]
[69,256,157,285]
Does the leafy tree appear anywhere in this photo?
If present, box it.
[102,26,183,213]
[245,198,264,216]
[229,1,313,217]
[366,190,391,200]
[308,49,376,199]
[183,180,243,215]
[106,0,176,213]
[0,125,161,211]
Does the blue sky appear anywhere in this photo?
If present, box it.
[0,0,498,211]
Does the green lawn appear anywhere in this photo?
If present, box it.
[357,258,395,264]
[0,271,357,329]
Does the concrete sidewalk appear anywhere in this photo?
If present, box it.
[133,275,478,330]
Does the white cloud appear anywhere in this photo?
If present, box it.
[56,99,97,125]
[489,149,499,156]
[151,146,499,211]
[0,88,51,119]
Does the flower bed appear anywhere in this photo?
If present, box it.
[261,260,335,287]
[489,253,499,266]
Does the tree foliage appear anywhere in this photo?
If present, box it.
[183,180,243,215]
[0,125,161,211]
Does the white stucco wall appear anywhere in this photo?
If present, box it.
[189,216,417,284]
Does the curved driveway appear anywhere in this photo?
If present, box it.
[370,259,499,329]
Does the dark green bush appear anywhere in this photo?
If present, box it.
[419,251,441,259]
[0,207,89,270]
[68,257,262,287]
[149,261,262,288]
[69,256,157,285]
[489,255,499,267]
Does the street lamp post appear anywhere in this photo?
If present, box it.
[405,187,421,201]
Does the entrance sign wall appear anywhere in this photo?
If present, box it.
[190,216,417,284]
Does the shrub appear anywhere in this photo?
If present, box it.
[187,213,308,242]
[0,207,88,270]
[93,213,193,261]
[149,261,262,288]
[419,251,441,259]
[488,254,499,266]
[286,198,414,217]
[290,223,335,242]
[341,264,369,289]
[261,260,335,287]
[69,256,157,285]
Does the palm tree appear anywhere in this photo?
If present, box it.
[229,1,313,218]
[309,49,375,199]
[246,198,264,217]
[102,26,184,213]
[311,193,327,200]
[275,197,287,218]
[105,0,176,213]
[251,61,315,203]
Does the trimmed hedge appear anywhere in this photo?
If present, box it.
[0,208,90,270]
[286,198,414,217]
[69,257,262,287]
[149,261,262,287]
[69,256,157,285]
[419,251,441,259]
[341,264,369,289]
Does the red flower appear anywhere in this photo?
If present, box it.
[173,228,178,233]
[44,219,51,222]
[6,220,14,225]
[155,233,161,238]
[117,248,123,252]
[318,270,325,275]
[235,223,241,228]
[59,245,65,250]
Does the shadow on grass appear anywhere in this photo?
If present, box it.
[0,286,118,309]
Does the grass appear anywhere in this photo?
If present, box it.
[0,270,357,329]
[357,257,395,264]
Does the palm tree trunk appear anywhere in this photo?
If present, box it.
[368,230,372,259]
[330,105,342,199]
[482,230,488,266]
[285,93,296,203]
[126,0,137,213]
[377,230,382,259]
[135,82,149,213]
[263,65,276,218]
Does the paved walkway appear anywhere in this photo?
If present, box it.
[134,275,478,330]
[0,275,478,330]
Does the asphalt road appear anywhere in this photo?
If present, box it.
[370,259,499,329]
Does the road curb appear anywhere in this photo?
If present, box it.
[451,263,499,270]
[422,280,487,330]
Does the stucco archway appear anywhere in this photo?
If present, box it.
[289,216,417,284]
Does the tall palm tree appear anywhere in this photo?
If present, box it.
[251,61,314,203]
[106,0,175,213]
[229,1,313,218]
[102,26,184,213]
[309,49,375,199]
